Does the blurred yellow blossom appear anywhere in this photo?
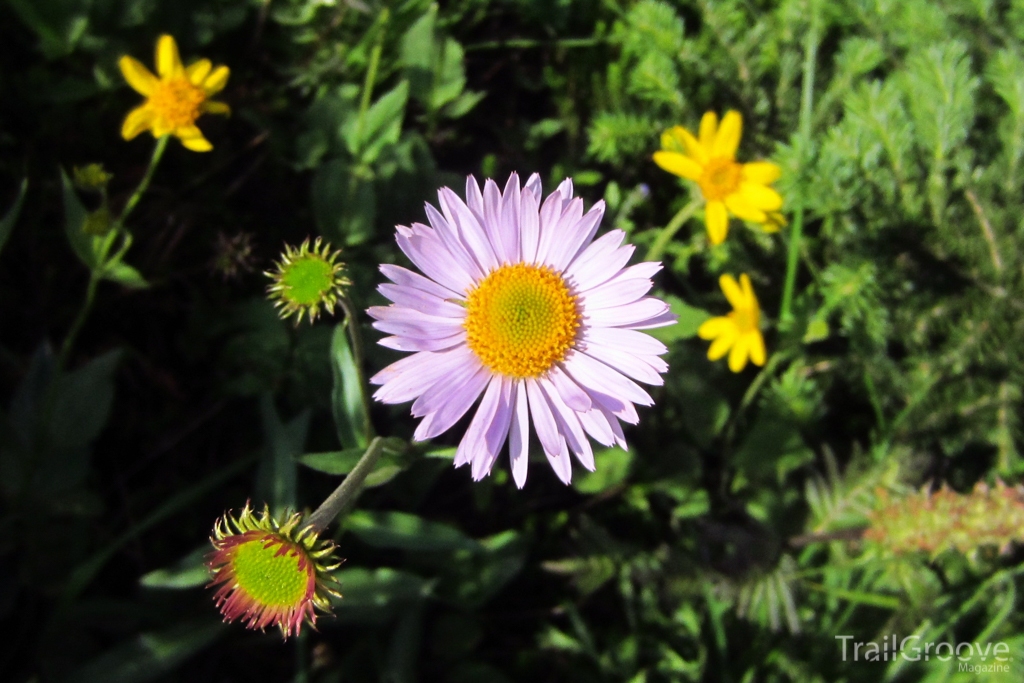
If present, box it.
[698,273,766,372]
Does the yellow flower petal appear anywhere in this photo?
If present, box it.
[673,126,708,165]
[119,56,158,96]
[728,333,751,372]
[739,273,758,309]
[762,212,787,232]
[203,66,230,95]
[705,200,729,245]
[712,110,742,159]
[187,58,212,85]
[653,151,703,181]
[707,328,738,361]
[151,118,173,138]
[698,111,718,150]
[698,316,735,340]
[661,127,686,153]
[737,182,783,211]
[719,274,745,310]
[177,126,213,152]
[748,331,766,366]
[724,193,768,223]
[121,105,154,140]
[202,101,231,116]
[742,161,781,185]
[156,34,184,78]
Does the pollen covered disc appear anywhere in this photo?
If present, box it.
[230,533,312,608]
[148,77,206,129]
[464,263,580,379]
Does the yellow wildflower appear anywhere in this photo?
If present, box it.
[118,35,230,152]
[698,273,766,372]
[653,111,783,245]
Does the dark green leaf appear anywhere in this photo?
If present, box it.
[345,510,481,552]
[255,395,308,513]
[63,621,225,683]
[0,177,27,256]
[139,546,209,590]
[330,323,369,449]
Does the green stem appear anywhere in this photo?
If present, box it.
[58,136,167,367]
[339,295,374,441]
[58,272,101,369]
[722,350,789,446]
[645,198,701,262]
[354,10,388,152]
[305,436,385,533]
[779,6,820,325]
[114,135,169,233]
[464,37,605,51]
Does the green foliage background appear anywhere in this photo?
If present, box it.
[2,0,1024,681]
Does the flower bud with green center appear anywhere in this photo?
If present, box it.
[206,503,343,639]
[265,237,351,324]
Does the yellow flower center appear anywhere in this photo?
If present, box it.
[231,533,311,608]
[730,306,759,333]
[698,157,742,201]
[148,77,206,129]
[464,263,580,378]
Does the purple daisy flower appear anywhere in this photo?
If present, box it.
[368,173,675,487]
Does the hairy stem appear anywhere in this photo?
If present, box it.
[779,5,820,324]
[305,437,385,533]
[645,197,701,262]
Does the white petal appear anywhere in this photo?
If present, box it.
[371,347,474,403]
[484,178,511,264]
[509,381,530,488]
[377,284,466,318]
[539,197,583,267]
[565,234,634,292]
[540,376,593,471]
[465,175,484,217]
[585,298,670,327]
[518,181,541,264]
[422,206,485,281]
[582,327,668,357]
[412,364,491,440]
[396,232,474,295]
[579,277,653,311]
[378,334,465,352]
[547,200,605,271]
[498,173,522,262]
[439,187,498,273]
[455,375,501,468]
[380,263,459,300]
[547,365,591,411]
[578,407,616,447]
[581,345,665,386]
[545,434,573,484]
[525,378,561,457]
[562,350,653,406]
[524,173,543,200]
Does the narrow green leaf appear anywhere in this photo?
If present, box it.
[60,167,97,269]
[102,260,149,289]
[64,621,225,683]
[331,323,369,449]
[0,178,27,256]
[332,567,435,624]
[255,395,308,514]
[139,546,209,590]
[345,510,481,552]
